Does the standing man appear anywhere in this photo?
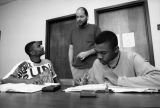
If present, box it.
[69,7,101,85]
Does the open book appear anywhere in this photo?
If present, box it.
[64,84,159,93]
[0,83,60,93]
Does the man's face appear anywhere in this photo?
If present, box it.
[31,41,45,56]
[76,9,88,27]
[95,42,117,65]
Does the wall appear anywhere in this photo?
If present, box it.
[0,0,159,78]
[147,0,160,67]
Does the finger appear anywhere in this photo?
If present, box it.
[40,80,44,85]
[33,78,42,85]
[73,79,80,86]
[33,81,38,85]
[81,57,85,60]
[104,77,115,85]
[35,80,43,85]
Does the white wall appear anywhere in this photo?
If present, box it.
[0,0,159,78]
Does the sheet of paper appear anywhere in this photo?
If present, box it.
[122,32,135,47]
[64,84,106,92]
[108,85,158,93]
[0,83,60,93]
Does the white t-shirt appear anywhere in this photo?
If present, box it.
[3,59,57,82]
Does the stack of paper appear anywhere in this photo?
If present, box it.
[0,83,60,93]
[64,84,159,93]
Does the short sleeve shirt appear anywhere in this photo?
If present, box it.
[69,24,101,69]
[3,59,57,82]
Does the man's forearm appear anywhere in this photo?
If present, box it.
[87,48,96,56]
[1,77,28,84]
[68,45,73,65]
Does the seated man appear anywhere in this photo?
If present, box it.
[81,30,160,88]
[1,41,61,85]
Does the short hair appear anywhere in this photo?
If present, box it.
[95,31,118,49]
[25,41,36,55]
[77,7,88,17]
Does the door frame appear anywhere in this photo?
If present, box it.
[45,14,76,84]
[94,0,155,65]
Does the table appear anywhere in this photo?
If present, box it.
[1,86,160,108]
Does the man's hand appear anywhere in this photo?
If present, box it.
[77,49,95,60]
[73,73,89,86]
[104,72,118,85]
[77,51,89,60]
[25,76,44,85]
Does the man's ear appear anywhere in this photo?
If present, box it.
[30,50,35,55]
[114,46,119,53]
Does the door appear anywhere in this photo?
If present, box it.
[95,0,154,65]
[46,14,76,80]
